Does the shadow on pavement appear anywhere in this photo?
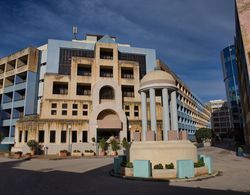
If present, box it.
[0,159,248,195]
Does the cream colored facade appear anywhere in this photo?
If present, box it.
[10,35,210,154]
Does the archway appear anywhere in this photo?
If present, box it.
[96,109,122,141]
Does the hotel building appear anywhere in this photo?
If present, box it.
[235,0,250,145]
[0,34,210,153]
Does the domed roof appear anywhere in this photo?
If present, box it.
[139,70,176,92]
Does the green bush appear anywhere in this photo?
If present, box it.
[121,137,130,150]
[60,150,68,153]
[194,157,205,167]
[195,128,212,143]
[110,139,120,151]
[126,162,133,168]
[27,140,39,151]
[73,150,81,153]
[99,138,108,151]
[154,163,164,169]
[165,163,174,169]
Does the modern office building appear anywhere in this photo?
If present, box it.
[235,0,250,145]
[220,45,244,143]
[0,48,39,146]
[0,34,210,153]
[208,100,232,137]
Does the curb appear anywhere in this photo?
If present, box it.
[110,170,220,182]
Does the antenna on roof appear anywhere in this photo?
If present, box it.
[72,26,78,40]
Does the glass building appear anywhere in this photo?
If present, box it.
[220,45,244,143]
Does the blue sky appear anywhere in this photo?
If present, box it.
[0,0,235,102]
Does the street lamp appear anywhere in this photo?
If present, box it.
[68,124,72,152]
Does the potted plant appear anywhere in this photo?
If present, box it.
[121,162,133,176]
[72,150,82,157]
[27,140,39,155]
[110,139,120,156]
[152,163,176,179]
[83,149,95,156]
[14,151,23,159]
[121,137,130,156]
[194,157,208,176]
[59,150,68,157]
[91,137,96,143]
[99,138,108,156]
[25,153,32,159]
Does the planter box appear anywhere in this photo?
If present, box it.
[83,152,95,156]
[59,152,68,157]
[152,169,176,179]
[15,153,22,159]
[72,152,82,157]
[194,166,208,176]
[121,167,134,176]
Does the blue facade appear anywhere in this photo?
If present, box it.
[221,45,244,142]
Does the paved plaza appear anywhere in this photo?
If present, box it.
[0,146,249,195]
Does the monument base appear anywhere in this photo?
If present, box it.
[129,140,197,167]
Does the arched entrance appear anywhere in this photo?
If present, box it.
[96,109,122,141]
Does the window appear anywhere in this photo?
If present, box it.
[122,85,134,97]
[125,112,130,116]
[99,86,115,99]
[62,103,67,115]
[100,48,113,60]
[59,48,94,75]
[83,104,88,109]
[62,110,67,115]
[125,105,130,117]
[121,68,134,79]
[82,131,88,142]
[72,104,78,116]
[51,110,57,115]
[100,66,113,77]
[38,130,45,143]
[50,131,56,143]
[61,131,67,143]
[83,111,88,116]
[53,82,68,95]
[73,104,78,109]
[134,105,139,117]
[19,131,22,143]
[83,104,88,116]
[77,83,91,95]
[72,110,78,116]
[51,103,57,108]
[77,64,91,76]
[125,105,130,110]
[72,131,77,143]
[62,103,67,109]
[24,130,28,143]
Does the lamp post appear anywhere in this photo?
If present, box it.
[68,124,72,153]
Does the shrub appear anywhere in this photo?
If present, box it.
[121,138,130,150]
[110,139,120,151]
[91,137,96,143]
[27,140,39,151]
[15,151,23,155]
[73,150,81,153]
[126,162,133,168]
[120,162,133,168]
[154,163,164,169]
[99,138,108,151]
[195,128,212,143]
[165,163,174,169]
[194,157,205,167]
[60,150,68,153]
[89,149,94,153]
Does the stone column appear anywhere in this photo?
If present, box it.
[141,91,147,141]
[149,88,157,139]
[162,88,170,141]
[170,91,178,131]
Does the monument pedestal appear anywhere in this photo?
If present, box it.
[129,140,197,167]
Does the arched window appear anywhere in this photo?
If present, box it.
[99,86,115,100]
